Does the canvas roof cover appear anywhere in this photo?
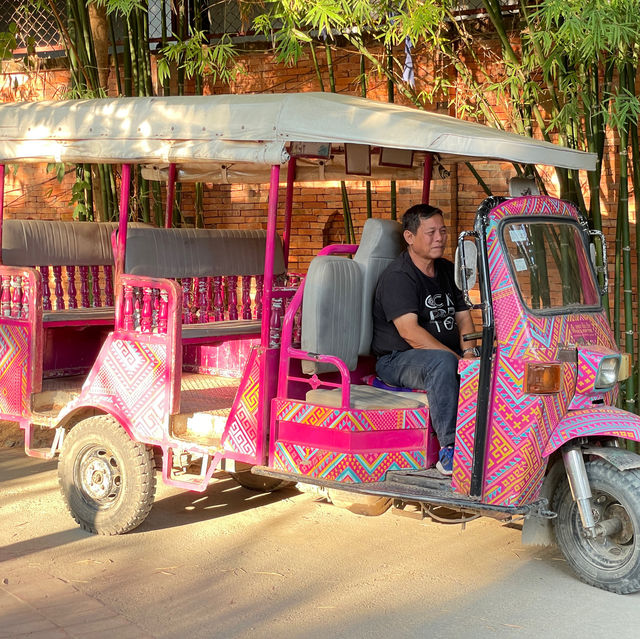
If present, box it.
[0,93,596,175]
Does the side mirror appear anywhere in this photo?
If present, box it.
[454,238,478,293]
[588,229,608,295]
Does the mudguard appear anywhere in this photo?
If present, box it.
[543,406,640,456]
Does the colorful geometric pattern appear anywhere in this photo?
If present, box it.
[453,196,624,507]
[274,400,429,432]
[451,359,480,495]
[68,335,171,442]
[271,398,430,482]
[273,441,425,482]
[222,347,260,457]
[544,406,640,455]
[0,323,31,418]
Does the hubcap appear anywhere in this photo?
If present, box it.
[581,489,635,565]
[76,446,122,507]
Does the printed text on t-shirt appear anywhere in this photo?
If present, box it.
[425,293,455,332]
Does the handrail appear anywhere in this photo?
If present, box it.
[277,243,359,406]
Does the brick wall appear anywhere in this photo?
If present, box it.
[0,37,627,281]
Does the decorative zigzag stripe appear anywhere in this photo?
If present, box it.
[273,442,425,482]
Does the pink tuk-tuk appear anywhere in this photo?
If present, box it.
[2,93,640,594]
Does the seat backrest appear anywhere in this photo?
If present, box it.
[2,219,117,266]
[300,218,404,375]
[300,255,362,375]
[353,218,404,355]
[124,228,285,278]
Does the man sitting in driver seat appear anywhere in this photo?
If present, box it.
[372,204,477,476]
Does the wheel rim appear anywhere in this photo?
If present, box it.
[570,488,636,570]
[75,444,123,508]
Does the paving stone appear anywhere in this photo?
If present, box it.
[40,600,114,626]
[0,590,26,613]
[64,614,139,634]
[12,629,69,639]
[0,618,60,637]
[34,591,103,611]
[76,624,155,639]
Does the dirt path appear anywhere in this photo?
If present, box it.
[2,447,640,638]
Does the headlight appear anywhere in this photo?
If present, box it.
[619,353,632,381]
[595,356,621,390]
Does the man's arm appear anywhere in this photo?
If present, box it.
[393,313,459,355]
[455,310,477,358]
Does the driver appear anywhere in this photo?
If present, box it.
[371,204,477,476]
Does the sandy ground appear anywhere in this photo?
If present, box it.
[2,446,640,639]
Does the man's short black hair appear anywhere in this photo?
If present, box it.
[402,203,444,235]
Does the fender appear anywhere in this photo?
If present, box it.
[56,401,138,442]
[543,406,640,456]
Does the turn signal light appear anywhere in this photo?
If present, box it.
[524,362,562,394]
[618,353,632,382]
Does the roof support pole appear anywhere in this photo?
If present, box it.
[261,164,281,348]
[0,164,5,264]
[116,164,132,277]
[165,163,177,228]
[422,153,433,205]
[283,158,296,268]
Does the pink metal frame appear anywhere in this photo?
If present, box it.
[165,163,177,228]
[0,164,4,260]
[422,153,433,204]
[283,159,296,267]
[116,164,132,276]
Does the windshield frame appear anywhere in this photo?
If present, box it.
[498,215,602,317]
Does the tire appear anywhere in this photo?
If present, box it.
[553,459,640,594]
[58,415,156,535]
[326,489,392,516]
[229,463,295,492]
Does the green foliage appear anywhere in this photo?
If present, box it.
[158,30,239,85]
[70,174,91,220]
[94,0,147,18]
[46,163,67,183]
[0,23,17,61]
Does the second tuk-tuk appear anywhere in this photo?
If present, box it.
[1,92,640,594]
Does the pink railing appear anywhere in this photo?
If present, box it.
[116,274,181,335]
[37,264,114,311]
[116,272,302,339]
[177,275,264,325]
[0,266,39,321]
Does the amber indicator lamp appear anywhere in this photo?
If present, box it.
[524,362,562,394]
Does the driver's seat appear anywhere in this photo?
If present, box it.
[301,218,428,409]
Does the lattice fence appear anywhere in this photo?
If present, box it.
[0,0,66,54]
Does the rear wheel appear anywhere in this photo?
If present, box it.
[58,415,156,535]
[553,459,640,594]
[229,463,295,492]
[326,489,392,516]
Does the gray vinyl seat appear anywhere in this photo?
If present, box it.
[301,218,427,410]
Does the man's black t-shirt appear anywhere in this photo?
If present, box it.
[372,251,468,356]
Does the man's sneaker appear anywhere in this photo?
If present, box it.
[436,446,454,476]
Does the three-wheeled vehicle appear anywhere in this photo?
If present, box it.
[1,93,640,593]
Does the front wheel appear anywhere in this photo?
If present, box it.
[58,415,156,535]
[553,459,640,594]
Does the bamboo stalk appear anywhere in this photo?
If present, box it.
[108,13,123,95]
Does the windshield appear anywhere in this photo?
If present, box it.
[502,219,600,312]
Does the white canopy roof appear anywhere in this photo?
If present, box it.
[0,93,596,179]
